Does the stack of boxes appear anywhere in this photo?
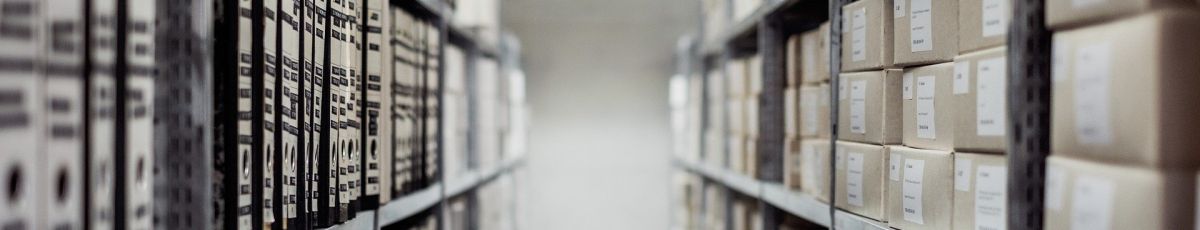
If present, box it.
[1043,1,1200,229]
[726,55,763,178]
[783,22,834,204]
[830,0,1014,229]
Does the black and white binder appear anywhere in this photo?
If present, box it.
[0,0,43,227]
[122,0,156,227]
[277,0,302,227]
[86,0,118,228]
[361,0,389,208]
[259,0,280,228]
[213,0,256,228]
[301,0,319,225]
[312,0,339,225]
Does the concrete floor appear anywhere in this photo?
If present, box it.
[501,0,698,229]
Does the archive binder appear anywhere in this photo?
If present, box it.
[41,0,85,228]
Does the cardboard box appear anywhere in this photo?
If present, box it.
[785,138,803,190]
[799,84,831,139]
[727,60,747,97]
[837,70,903,145]
[1051,10,1200,169]
[901,62,956,151]
[746,136,759,177]
[1043,156,1195,230]
[749,55,763,95]
[952,152,1008,230]
[842,0,895,71]
[958,0,1010,53]
[802,22,832,84]
[886,146,953,230]
[785,88,799,137]
[788,35,804,86]
[747,97,760,136]
[892,0,958,66]
[953,46,1008,153]
[801,139,833,203]
[835,141,891,221]
[729,136,745,173]
[728,98,745,134]
[1045,0,1193,29]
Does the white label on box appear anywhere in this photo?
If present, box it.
[850,80,867,134]
[1072,0,1105,8]
[955,158,972,192]
[1073,42,1113,145]
[1071,176,1114,230]
[975,165,1008,230]
[981,0,1007,37]
[954,61,970,95]
[903,158,926,224]
[847,152,865,207]
[852,7,867,61]
[890,152,902,181]
[909,0,933,52]
[976,57,1007,136]
[903,73,914,100]
[1044,165,1066,211]
[894,0,906,18]
[1053,40,1068,83]
[916,76,936,139]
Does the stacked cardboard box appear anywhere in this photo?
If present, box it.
[1045,5,1200,229]
[783,22,835,204]
[727,55,762,178]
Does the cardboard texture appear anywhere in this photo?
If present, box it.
[1045,0,1193,29]
[835,141,891,221]
[842,0,895,71]
[785,138,803,190]
[838,70,904,145]
[788,35,804,86]
[786,88,799,137]
[958,0,1010,53]
[892,0,958,66]
[886,146,953,230]
[953,46,1008,153]
[1043,156,1195,230]
[800,139,832,203]
[802,22,832,84]
[901,62,956,151]
[1051,10,1200,169]
[799,84,831,139]
[952,152,1008,230]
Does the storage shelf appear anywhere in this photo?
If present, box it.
[699,0,788,56]
[672,157,830,228]
[448,23,501,58]
[446,156,524,198]
[376,183,444,227]
[321,210,377,230]
[834,210,889,230]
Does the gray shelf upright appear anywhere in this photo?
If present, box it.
[1006,0,1050,229]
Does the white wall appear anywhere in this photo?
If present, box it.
[501,0,699,229]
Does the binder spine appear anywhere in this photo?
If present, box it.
[42,0,85,228]
[0,0,44,227]
[260,0,280,227]
[361,0,387,208]
[278,0,302,227]
[121,0,156,227]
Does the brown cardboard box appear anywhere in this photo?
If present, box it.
[838,70,903,145]
[842,0,895,71]
[728,98,745,135]
[727,60,747,97]
[802,22,832,84]
[886,146,953,230]
[799,84,831,139]
[785,88,799,137]
[835,141,891,221]
[788,35,804,86]
[953,47,1008,153]
[801,139,833,203]
[901,62,956,151]
[749,55,763,95]
[1043,156,1195,230]
[952,152,1008,230]
[784,138,803,190]
[1045,0,1193,29]
[729,136,745,173]
[1051,10,1200,169]
[706,131,726,168]
[892,0,958,66]
[747,96,760,136]
[746,136,759,177]
[958,0,1009,53]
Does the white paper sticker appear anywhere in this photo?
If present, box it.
[909,0,933,52]
[954,61,971,95]
[1073,42,1112,145]
[1052,40,1068,83]
[852,8,867,61]
[847,152,866,207]
[850,80,867,134]
[903,73,914,100]
[802,145,818,190]
[977,57,1007,136]
[955,158,972,192]
[1044,165,1066,211]
[915,76,936,139]
[975,166,1008,230]
[903,159,926,224]
[981,0,1008,37]
[890,153,902,181]
[1071,176,1114,230]
[894,0,906,18]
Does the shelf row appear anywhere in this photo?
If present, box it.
[322,155,524,230]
